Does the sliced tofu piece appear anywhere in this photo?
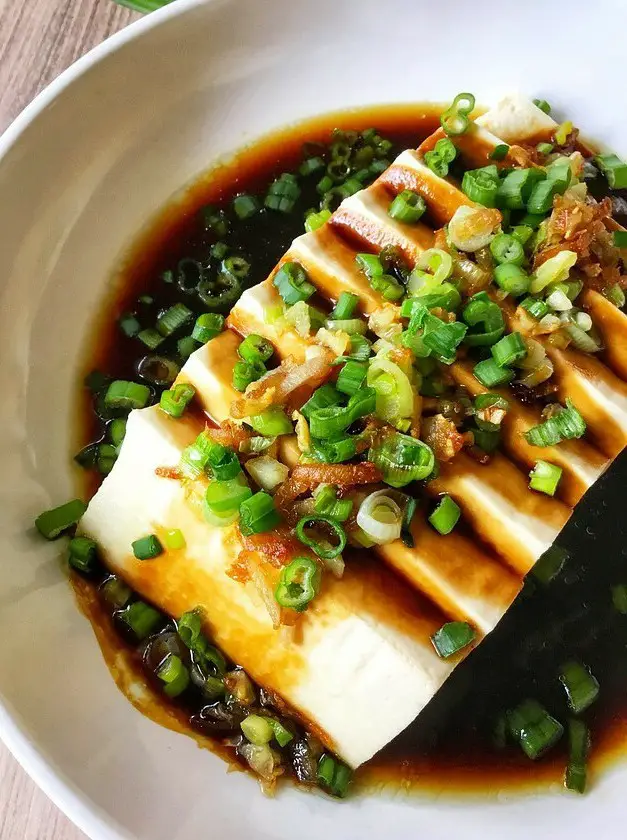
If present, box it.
[582,289,627,382]
[476,93,557,142]
[81,406,456,768]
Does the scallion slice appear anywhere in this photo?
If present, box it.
[233,193,261,220]
[330,291,359,321]
[275,556,321,612]
[249,407,293,437]
[156,303,193,337]
[388,189,426,223]
[428,495,461,535]
[612,584,627,614]
[369,432,435,488]
[68,536,98,574]
[565,718,590,794]
[431,621,475,658]
[35,499,87,540]
[238,334,274,364]
[205,476,252,515]
[507,699,564,760]
[104,380,151,411]
[595,153,627,190]
[301,384,343,419]
[295,514,347,560]
[462,165,500,208]
[336,360,368,396]
[491,331,527,367]
[473,358,515,388]
[239,491,281,536]
[160,383,196,418]
[232,359,266,392]
[559,662,599,715]
[132,534,164,561]
[317,754,352,798]
[529,460,563,496]
[524,400,586,446]
[118,601,161,640]
[192,313,225,344]
[273,261,315,305]
[157,653,190,698]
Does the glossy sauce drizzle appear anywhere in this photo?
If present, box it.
[76,104,627,798]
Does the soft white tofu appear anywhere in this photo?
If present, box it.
[81,406,455,768]
[476,93,557,141]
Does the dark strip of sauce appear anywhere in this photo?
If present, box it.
[77,104,627,797]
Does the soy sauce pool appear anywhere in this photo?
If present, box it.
[76,104,627,798]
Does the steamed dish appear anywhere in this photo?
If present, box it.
[35,93,627,798]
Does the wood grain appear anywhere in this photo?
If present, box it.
[0,2,139,835]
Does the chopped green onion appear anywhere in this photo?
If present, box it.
[533,544,568,585]
[222,255,250,281]
[559,662,599,715]
[317,754,352,798]
[424,137,458,177]
[536,142,554,156]
[494,264,531,296]
[202,205,229,236]
[268,718,293,747]
[301,384,343,419]
[490,233,525,266]
[595,153,627,190]
[119,312,141,338]
[525,399,586,446]
[177,336,199,360]
[164,528,186,551]
[529,460,563,496]
[497,168,545,210]
[527,179,563,215]
[296,515,347,560]
[370,272,404,301]
[238,334,274,364]
[232,359,266,392]
[239,492,281,536]
[300,156,326,177]
[473,358,515,388]
[313,485,353,522]
[205,476,252,515]
[192,313,224,343]
[491,331,527,367]
[490,143,510,161]
[241,714,274,745]
[462,292,505,347]
[100,575,132,609]
[507,699,564,760]
[68,536,98,574]
[520,296,550,319]
[533,99,551,114]
[177,609,202,648]
[356,252,383,277]
[132,534,163,561]
[35,499,87,540]
[431,621,475,658]
[612,583,627,614]
[160,383,196,418]
[305,208,332,232]
[441,92,475,136]
[565,718,590,794]
[205,443,241,481]
[109,417,127,448]
[388,188,426,224]
[104,380,151,411]
[249,407,293,436]
[118,601,161,640]
[275,556,321,612]
[273,261,315,305]
[422,317,468,364]
[97,443,117,476]
[613,230,627,248]
[336,360,367,396]
[369,432,435,488]
[428,494,461,535]
[461,165,500,208]
[309,437,357,464]
[156,303,193,337]
[157,654,190,698]
[137,328,165,350]
[233,193,261,220]
[400,496,417,547]
[308,388,376,439]
[265,172,301,213]
[330,291,359,320]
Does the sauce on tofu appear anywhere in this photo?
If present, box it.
[75,104,627,797]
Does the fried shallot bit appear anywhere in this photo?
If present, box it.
[207,420,251,449]
[273,462,383,510]
[230,350,333,420]
[534,195,622,293]
[240,528,304,568]
[155,466,182,480]
[421,413,465,462]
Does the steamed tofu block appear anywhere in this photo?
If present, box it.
[81,406,457,768]
[476,93,557,141]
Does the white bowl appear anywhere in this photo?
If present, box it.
[1,0,626,837]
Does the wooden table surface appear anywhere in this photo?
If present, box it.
[0,3,140,835]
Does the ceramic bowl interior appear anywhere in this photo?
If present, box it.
[0,0,626,837]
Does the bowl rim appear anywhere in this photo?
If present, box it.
[0,3,208,836]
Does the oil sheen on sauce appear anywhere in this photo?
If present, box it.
[76,104,627,798]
